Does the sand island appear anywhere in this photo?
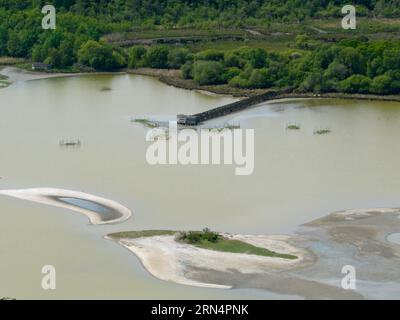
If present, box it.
[107,208,400,299]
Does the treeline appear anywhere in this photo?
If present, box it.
[125,39,400,95]
[1,0,400,63]
[1,1,400,94]
[1,0,400,26]
[0,7,115,63]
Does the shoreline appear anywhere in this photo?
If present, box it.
[2,65,400,104]
[107,231,312,290]
[106,208,400,299]
[105,235,232,289]
[0,188,132,225]
[0,66,125,83]
[125,67,400,103]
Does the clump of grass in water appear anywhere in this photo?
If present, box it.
[0,76,11,88]
[286,123,301,130]
[214,124,240,132]
[132,117,157,128]
[314,128,331,135]
[225,124,240,130]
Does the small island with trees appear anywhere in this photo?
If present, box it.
[106,227,306,289]
[108,228,298,259]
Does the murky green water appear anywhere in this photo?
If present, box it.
[1,74,400,299]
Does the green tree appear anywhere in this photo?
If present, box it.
[224,52,245,68]
[339,75,371,93]
[324,61,350,81]
[300,72,325,93]
[78,40,124,71]
[370,75,393,94]
[181,61,193,79]
[168,48,191,69]
[249,48,267,68]
[144,46,170,69]
[338,47,365,75]
[229,75,251,88]
[0,26,8,56]
[195,49,225,62]
[128,46,146,69]
[7,31,28,57]
[192,61,223,85]
[221,67,241,82]
[77,40,101,66]
[248,69,270,88]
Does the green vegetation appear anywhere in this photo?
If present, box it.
[192,61,223,85]
[77,40,126,71]
[176,228,221,244]
[0,75,11,88]
[314,128,332,135]
[287,123,301,130]
[176,228,297,259]
[191,237,297,260]
[124,40,400,95]
[108,230,176,239]
[1,1,400,95]
[132,117,157,128]
[3,1,399,34]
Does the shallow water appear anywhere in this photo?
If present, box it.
[56,197,117,220]
[1,74,400,298]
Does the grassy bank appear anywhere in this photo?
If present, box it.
[0,74,11,88]
[127,67,277,97]
[109,229,297,260]
[0,57,26,66]
[189,236,297,260]
[4,64,400,103]
[15,62,89,74]
[128,67,400,102]
[0,79,11,88]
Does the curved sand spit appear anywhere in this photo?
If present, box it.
[0,188,132,225]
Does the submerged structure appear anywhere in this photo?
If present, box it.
[59,139,81,147]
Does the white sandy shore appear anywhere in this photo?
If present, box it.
[0,188,132,225]
[108,233,308,289]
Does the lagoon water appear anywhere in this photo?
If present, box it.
[1,74,400,299]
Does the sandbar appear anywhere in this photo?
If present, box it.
[0,188,132,225]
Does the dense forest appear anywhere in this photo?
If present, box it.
[2,1,400,24]
[126,40,400,94]
[1,0,400,94]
